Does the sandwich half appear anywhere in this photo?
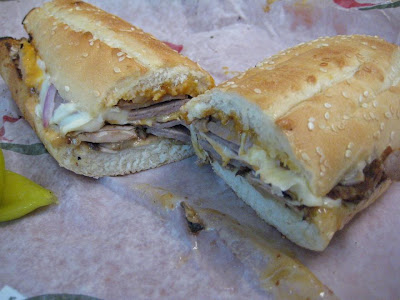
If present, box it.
[0,0,214,177]
[181,35,400,251]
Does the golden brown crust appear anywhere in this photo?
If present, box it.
[183,35,400,196]
[0,38,193,177]
[23,0,214,115]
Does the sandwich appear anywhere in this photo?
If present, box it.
[181,35,400,251]
[0,0,214,177]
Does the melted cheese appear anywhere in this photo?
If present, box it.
[197,127,339,208]
[20,41,44,89]
[51,102,180,135]
[242,146,339,207]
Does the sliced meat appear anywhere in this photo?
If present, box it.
[244,171,285,198]
[194,118,253,153]
[127,99,189,121]
[151,119,183,129]
[328,157,385,202]
[118,95,188,110]
[383,149,400,181]
[207,119,242,145]
[146,125,191,144]
[75,125,139,143]
[202,131,240,154]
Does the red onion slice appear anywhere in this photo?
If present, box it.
[43,84,56,128]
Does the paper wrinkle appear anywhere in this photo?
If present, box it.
[1,1,399,299]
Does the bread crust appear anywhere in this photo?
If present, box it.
[212,160,392,251]
[0,37,193,177]
[23,0,214,115]
[183,35,400,196]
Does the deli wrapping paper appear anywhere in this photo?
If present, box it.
[0,0,399,299]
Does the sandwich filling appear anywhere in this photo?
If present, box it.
[190,114,398,210]
[18,41,191,152]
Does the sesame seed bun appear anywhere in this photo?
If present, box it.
[0,37,194,177]
[23,0,214,116]
[182,35,400,196]
[182,35,400,250]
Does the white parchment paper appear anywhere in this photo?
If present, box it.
[1,1,399,299]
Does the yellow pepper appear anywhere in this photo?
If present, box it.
[0,149,4,199]
[0,149,57,222]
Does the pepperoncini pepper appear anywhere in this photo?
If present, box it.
[0,149,57,222]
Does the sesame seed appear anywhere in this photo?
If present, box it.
[385,111,392,119]
[64,86,70,92]
[342,91,349,98]
[348,142,354,149]
[380,122,385,130]
[320,172,325,176]
[254,88,261,94]
[369,112,376,119]
[301,152,310,161]
[82,53,88,57]
[363,90,369,97]
[373,100,378,107]
[361,41,368,46]
[359,95,363,103]
[331,124,337,132]
[391,131,395,141]
[320,68,328,73]
[117,52,125,57]
[94,90,100,97]
[268,61,275,65]
[324,112,330,120]
[308,122,315,131]
[345,150,352,158]
[362,103,368,108]
[316,146,323,155]
[266,66,275,70]
[371,45,377,49]
[118,56,125,62]
[89,41,94,46]
[343,115,349,120]
[131,27,135,31]
[256,62,263,68]
[114,67,121,73]
[338,123,345,130]
[231,84,238,88]
[324,103,332,108]
[345,53,352,58]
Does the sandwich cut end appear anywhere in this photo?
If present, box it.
[182,35,400,250]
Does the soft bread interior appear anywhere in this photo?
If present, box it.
[211,160,392,251]
[182,35,400,197]
[0,37,193,177]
